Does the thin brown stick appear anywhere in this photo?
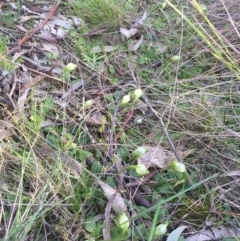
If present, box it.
[128,67,183,163]
[141,93,183,163]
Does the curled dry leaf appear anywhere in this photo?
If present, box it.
[128,35,143,51]
[132,11,147,28]
[120,27,138,40]
[137,146,194,169]
[85,111,105,126]
[97,180,127,214]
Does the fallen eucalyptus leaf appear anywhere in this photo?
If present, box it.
[98,181,127,214]
[41,42,59,54]
[137,146,193,169]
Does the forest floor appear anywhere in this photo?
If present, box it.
[0,0,240,240]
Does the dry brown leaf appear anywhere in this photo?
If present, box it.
[85,111,105,126]
[20,15,41,23]
[137,146,193,169]
[61,80,85,100]
[132,11,147,28]
[12,49,31,62]
[185,225,240,241]
[17,88,30,111]
[97,180,127,214]
[120,27,138,40]
[21,74,45,92]
[41,42,59,54]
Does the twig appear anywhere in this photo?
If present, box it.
[44,220,60,241]
[128,67,182,163]
[102,191,118,240]
[129,187,152,208]
[141,93,183,163]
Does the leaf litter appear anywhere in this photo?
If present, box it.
[1,0,240,240]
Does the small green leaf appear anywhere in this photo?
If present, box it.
[118,147,128,162]
[43,97,54,114]
[111,227,131,240]
[108,64,115,74]
[134,224,148,239]
[46,134,59,147]
[83,100,94,109]
[106,176,116,188]
[74,149,92,161]
[138,55,145,64]
[84,216,96,233]
[64,63,77,72]
[91,161,102,174]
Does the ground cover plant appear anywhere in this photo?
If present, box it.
[0,0,240,240]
